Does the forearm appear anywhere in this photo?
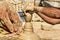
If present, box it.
[37,12,60,25]
[35,7,60,18]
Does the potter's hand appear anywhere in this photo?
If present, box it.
[34,6,43,12]
[13,26,22,35]
[22,5,34,12]
[26,6,34,11]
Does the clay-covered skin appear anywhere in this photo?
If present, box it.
[37,12,60,25]
[35,7,60,18]
[0,2,22,34]
[8,9,22,34]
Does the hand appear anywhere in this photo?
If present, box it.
[14,26,22,35]
[34,6,43,12]
[26,6,34,11]
[22,3,34,11]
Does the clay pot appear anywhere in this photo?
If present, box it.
[20,22,40,40]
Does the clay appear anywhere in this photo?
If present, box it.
[20,22,40,40]
[24,13,32,22]
[20,12,40,40]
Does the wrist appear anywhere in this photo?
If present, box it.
[34,6,43,12]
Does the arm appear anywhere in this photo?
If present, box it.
[34,7,60,18]
[37,12,60,25]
